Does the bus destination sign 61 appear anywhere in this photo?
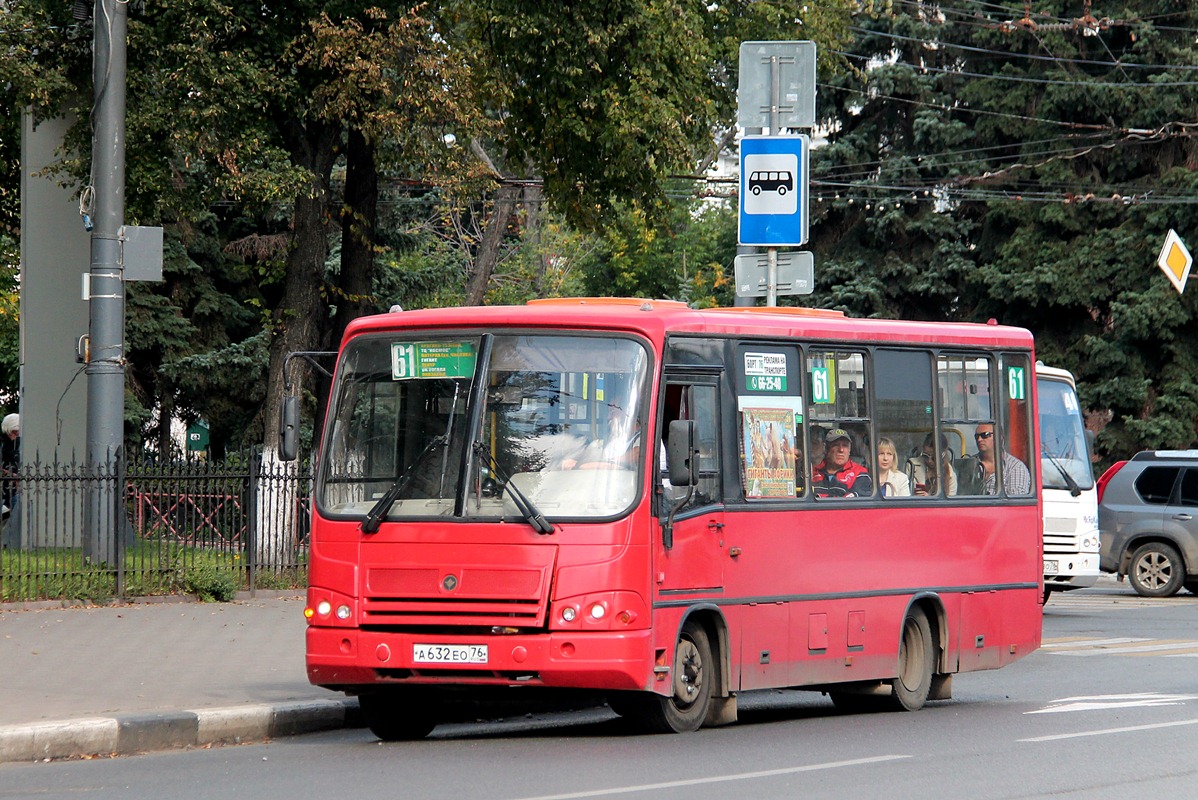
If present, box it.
[392,340,477,380]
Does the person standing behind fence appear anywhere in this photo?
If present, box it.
[1,413,19,547]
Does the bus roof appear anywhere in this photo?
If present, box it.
[1035,362,1076,384]
[342,298,1035,350]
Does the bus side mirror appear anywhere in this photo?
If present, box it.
[279,395,299,462]
[667,420,697,487]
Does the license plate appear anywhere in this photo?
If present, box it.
[1044,559,1059,575]
[413,643,488,664]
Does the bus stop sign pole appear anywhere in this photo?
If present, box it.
[737,41,815,307]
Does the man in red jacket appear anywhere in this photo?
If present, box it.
[812,428,872,498]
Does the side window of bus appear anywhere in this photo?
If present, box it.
[874,349,934,499]
[999,353,1035,497]
[735,344,802,501]
[937,355,993,497]
[663,382,721,511]
[807,350,872,498]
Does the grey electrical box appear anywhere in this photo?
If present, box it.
[120,225,164,282]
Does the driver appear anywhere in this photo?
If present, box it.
[812,428,872,498]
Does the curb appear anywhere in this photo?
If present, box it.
[0,698,361,764]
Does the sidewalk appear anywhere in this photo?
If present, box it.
[0,593,360,764]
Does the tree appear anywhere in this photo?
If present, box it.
[809,2,1198,461]
[455,0,854,303]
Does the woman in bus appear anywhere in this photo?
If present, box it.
[876,437,910,497]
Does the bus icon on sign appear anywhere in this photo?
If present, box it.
[743,153,799,216]
[748,171,793,196]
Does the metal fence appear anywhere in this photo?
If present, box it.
[0,452,311,603]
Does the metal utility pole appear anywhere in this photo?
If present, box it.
[84,0,128,564]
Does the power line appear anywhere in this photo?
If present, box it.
[834,49,1198,87]
[845,25,1198,72]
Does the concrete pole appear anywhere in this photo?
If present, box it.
[84,0,128,564]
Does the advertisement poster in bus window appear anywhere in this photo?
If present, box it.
[738,398,803,498]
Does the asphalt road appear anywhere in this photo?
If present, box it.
[6,581,1198,800]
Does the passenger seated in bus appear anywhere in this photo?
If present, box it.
[909,432,957,496]
[812,428,872,498]
[807,426,827,475]
[876,437,910,497]
[974,421,1031,495]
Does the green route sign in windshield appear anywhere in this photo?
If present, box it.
[391,341,477,380]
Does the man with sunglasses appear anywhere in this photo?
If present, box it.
[974,422,1031,496]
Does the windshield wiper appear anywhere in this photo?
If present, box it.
[1044,452,1082,497]
[472,442,554,535]
[361,435,447,533]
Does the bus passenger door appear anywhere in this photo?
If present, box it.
[656,379,725,594]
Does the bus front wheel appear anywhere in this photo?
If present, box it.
[890,609,934,712]
[359,690,438,741]
[609,621,713,733]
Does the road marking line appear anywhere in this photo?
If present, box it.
[509,755,912,800]
[1041,637,1149,648]
[1027,693,1198,713]
[1050,641,1198,656]
[1020,718,1198,742]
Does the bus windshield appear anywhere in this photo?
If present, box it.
[318,332,649,522]
[1037,377,1094,491]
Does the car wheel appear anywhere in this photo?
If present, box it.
[1128,542,1185,597]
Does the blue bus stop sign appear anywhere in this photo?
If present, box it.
[738,135,809,246]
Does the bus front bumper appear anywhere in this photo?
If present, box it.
[307,626,657,693]
[1044,553,1100,589]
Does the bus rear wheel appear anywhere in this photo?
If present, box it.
[359,690,438,741]
[890,608,935,712]
[609,621,713,733]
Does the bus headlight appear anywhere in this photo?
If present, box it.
[316,600,332,617]
[552,592,647,631]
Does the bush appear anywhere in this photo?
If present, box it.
[185,566,238,602]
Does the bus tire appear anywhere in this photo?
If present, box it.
[890,608,934,712]
[359,691,437,741]
[1128,542,1184,597]
[611,621,713,733]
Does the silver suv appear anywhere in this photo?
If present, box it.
[1098,450,1198,597]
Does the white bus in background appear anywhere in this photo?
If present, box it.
[1037,363,1100,600]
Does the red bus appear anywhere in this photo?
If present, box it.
[295,298,1043,739]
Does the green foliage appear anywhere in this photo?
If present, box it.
[581,195,738,306]
[3,0,853,464]
[811,2,1198,461]
[184,564,239,602]
[0,542,260,603]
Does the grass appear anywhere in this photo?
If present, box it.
[0,541,307,604]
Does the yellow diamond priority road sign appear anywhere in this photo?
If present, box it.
[1157,229,1192,294]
